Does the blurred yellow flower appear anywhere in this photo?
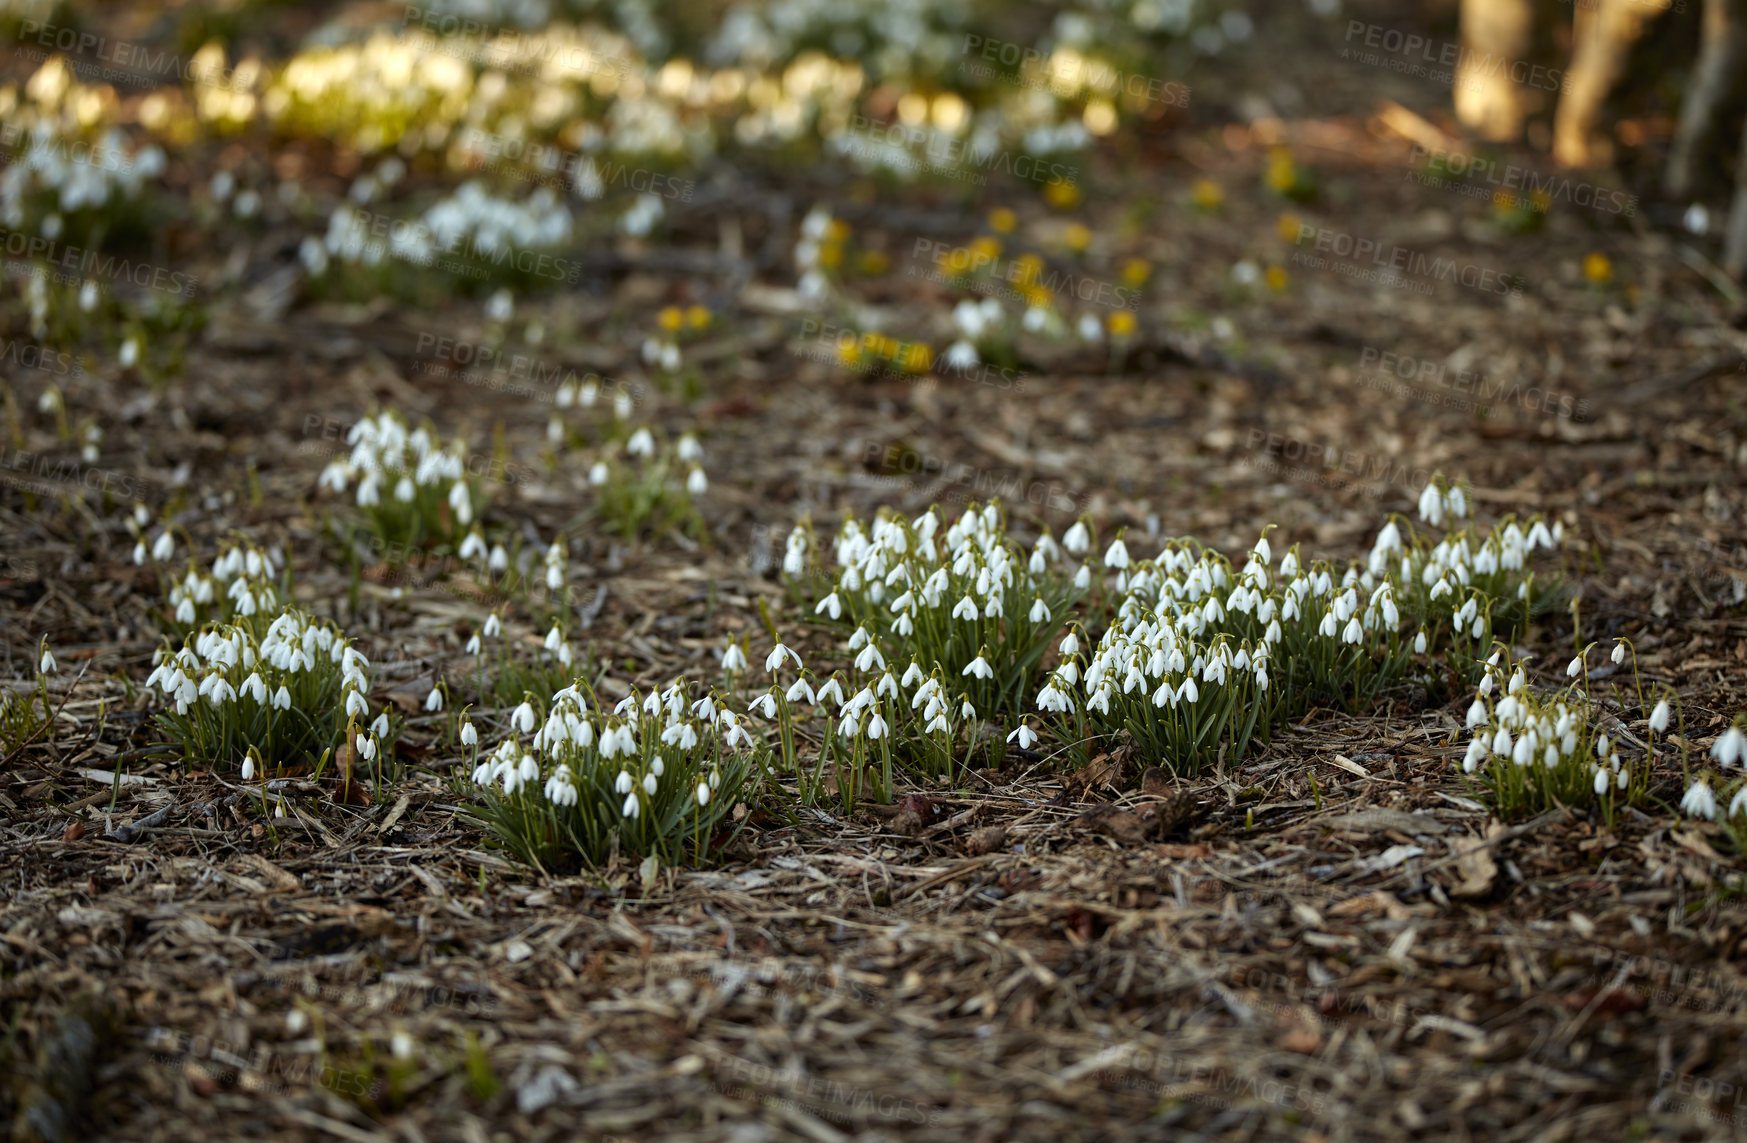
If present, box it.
[1192,179,1224,210]
[1107,311,1137,337]
[1064,222,1092,251]
[1121,259,1151,287]
[818,242,843,269]
[1265,147,1297,194]
[1013,253,1044,286]
[1264,265,1288,291]
[969,236,1002,262]
[827,219,851,243]
[989,207,1017,233]
[900,343,933,373]
[685,305,711,330]
[657,306,684,332]
[1044,179,1081,208]
[1276,213,1302,242]
[1583,252,1613,285]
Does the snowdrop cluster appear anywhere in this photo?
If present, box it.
[0,119,167,231]
[585,426,708,540]
[470,680,756,867]
[311,182,570,275]
[154,537,286,632]
[1035,479,1565,772]
[148,607,389,773]
[316,409,484,548]
[795,501,1080,716]
[1459,650,1634,820]
[1681,721,1747,825]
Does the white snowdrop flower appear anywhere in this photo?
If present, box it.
[1104,538,1130,569]
[854,642,885,672]
[686,467,708,495]
[273,686,291,710]
[482,613,502,639]
[1492,728,1513,756]
[622,791,640,819]
[1566,654,1583,678]
[786,677,815,704]
[1413,631,1428,654]
[626,428,655,457]
[545,562,563,591]
[241,754,256,781]
[1466,699,1488,729]
[816,593,842,620]
[1682,780,1717,820]
[1462,738,1488,773]
[465,634,482,656]
[1417,482,1445,528]
[460,721,478,747]
[357,733,378,762]
[133,541,147,565]
[1007,723,1038,750]
[1611,642,1626,665]
[1477,673,1495,698]
[867,709,889,740]
[695,780,712,806]
[642,772,658,796]
[38,646,56,674]
[721,643,747,673]
[512,702,536,733]
[1713,727,1747,768]
[766,644,800,673]
[1179,678,1199,703]
[1073,564,1092,590]
[1593,769,1610,796]
[152,530,175,562]
[588,461,610,486]
[346,690,369,718]
[1342,615,1363,645]
[1649,700,1671,733]
[748,693,778,719]
[614,770,634,795]
[1063,520,1090,554]
[1730,787,1747,820]
[1060,632,1080,657]
[425,686,444,712]
[241,672,267,703]
[963,654,993,680]
[371,712,390,738]
[1029,597,1051,623]
[952,594,980,621]
[1446,485,1468,519]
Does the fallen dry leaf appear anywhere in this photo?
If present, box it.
[965,824,1008,855]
